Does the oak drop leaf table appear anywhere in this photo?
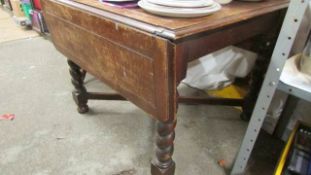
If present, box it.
[42,0,288,174]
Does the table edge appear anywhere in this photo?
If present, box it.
[54,0,288,40]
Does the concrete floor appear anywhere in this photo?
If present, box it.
[0,9,283,175]
[0,8,38,43]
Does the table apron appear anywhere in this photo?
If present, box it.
[174,12,282,82]
[42,0,177,121]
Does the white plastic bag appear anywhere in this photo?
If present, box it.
[182,46,257,90]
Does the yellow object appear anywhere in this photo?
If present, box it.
[207,84,246,99]
[274,123,299,175]
[207,84,247,110]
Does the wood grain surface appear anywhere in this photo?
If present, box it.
[42,0,288,122]
[42,0,289,173]
[71,0,289,39]
[43,0,176,121]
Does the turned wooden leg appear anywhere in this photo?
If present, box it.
[67,60,89,113]
[241,55,266,120]
[151,120,176,175]
[241,36,275,120]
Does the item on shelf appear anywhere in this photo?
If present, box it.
[288,127,311,175]
[11,0,25,17]
[31,10,41,32]
[31,10,49,33]
[280,54,311,94]
[32,0,42,10]
[13,15,31,26]
[100,0,138,8]
[21,0,32,19]
[38,11,48,32]
[275,122,311,175]
[138,0,221,18]
[287,147,310,174]
[11,0,31,27]
[147,0,214,8]
[214,0,231,4]
[102,0,136,2]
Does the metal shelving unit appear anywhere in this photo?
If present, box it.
[231,0,310,174]
[278,82,311,102]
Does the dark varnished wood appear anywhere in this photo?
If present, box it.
[72,0,288,39]
[151,120,176,175]
[42,0,287,121]
[43,0,176,122]
[81,92,244,106]
[174,12,280,82]
[179,96,243,106]
[87,92,126,100]
[68,60,89,113]
[241,24,283,120]
[41,0,289,174]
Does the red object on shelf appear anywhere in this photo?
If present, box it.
[33,0,41,10]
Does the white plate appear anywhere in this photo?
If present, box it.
[147,0,214,8]
[138,0,221,18]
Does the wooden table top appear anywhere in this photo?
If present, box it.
[68,0,289,39]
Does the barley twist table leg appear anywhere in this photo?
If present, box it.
[67,59,89,113]
[151,120,176,175]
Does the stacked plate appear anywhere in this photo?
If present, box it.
[101,0,139,8]
[138,0,221,18]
